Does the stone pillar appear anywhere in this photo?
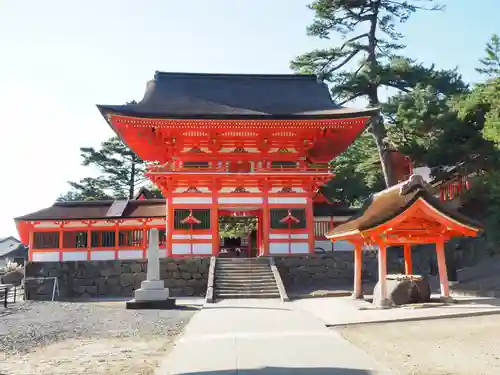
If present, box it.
[147,229,160,281]
[436,240,451,300]
[404,244,413,275]
[127,228,175,309]
[353,242,363,299]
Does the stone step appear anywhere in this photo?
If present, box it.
[215,264,271,270]
[216,268,271,273]
[215,292,281,298]
[215,272,273,279]
[215,271,272,276]
[216,287,279,293]
[216,280,277,286]
[216,260,268,265]
[215,274,275,281]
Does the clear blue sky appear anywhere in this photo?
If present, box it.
[0,0,498,237]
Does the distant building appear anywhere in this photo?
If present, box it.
[0,236,28,266]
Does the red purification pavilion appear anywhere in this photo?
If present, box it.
[16,72,378,261]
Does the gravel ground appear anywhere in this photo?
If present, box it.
[0,301,196,375]
[338,314,500,375]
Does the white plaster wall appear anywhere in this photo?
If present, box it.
[90,251,115,261]
[218,197,263,204]
[291,242,309,254]
[269,233,308,239]
[268,197,307,204]
[172,243,191,255]
[173,197,212,204]
[172,234,212,240]
[269,242,289,254]
[62,251,87,261]
[32,252,59,262]
[118,250,143,260]
[192,243,212,255]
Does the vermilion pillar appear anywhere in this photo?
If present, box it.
[306,196,315,254]
[436,240,450,299]
[166,196,174,257]
[353,242,363,299]
[404,244,413,275]
[210,203,219,256]
[262,199,270,256]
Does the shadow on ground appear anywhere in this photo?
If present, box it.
[175,367,371,375]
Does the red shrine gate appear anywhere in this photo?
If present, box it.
[96,73,376,257]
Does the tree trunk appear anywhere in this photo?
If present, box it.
[367,3,396,188]
[128,156,136,199]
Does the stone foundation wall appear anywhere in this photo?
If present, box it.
[25,258,210,300]
[275,250,431,290]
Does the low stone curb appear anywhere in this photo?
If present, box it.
[451,289,500,298]
[327,308,500,328]
[289,291,352,300]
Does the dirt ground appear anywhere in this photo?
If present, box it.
[0,337,175,375]
[338,314,500,375]
[0,301,196,375]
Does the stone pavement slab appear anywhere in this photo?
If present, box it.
[157,299,394,375]
[293,295,500,326]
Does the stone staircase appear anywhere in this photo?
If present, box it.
[214,257,283,300]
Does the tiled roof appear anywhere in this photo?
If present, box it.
[15,200,166,221]
[326,175,482,238]
[98,72,377,119]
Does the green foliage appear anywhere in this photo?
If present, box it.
[292,0,444,187]
[476,34,500,78]
[58,136,149,201]
[455,78,500,150]
[219,217,257,239]
[323,133,384,205]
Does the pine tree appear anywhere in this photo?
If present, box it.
[58,136,149,201]
[476,34,500,78]
[291,0,443,187]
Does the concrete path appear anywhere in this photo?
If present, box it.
[157,299,394,375]
[293,295,500,326]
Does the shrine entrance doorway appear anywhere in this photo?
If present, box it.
[218,209,261,258]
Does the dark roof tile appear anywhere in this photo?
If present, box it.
[98,72,377,119]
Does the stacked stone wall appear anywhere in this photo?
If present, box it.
[25,258,210,300]
[275,251,407,289]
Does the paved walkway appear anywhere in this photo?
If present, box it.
[293,295,500,326]
[157,299,394,375]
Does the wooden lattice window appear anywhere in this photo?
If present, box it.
[143,229,167,247]
[91,231,116,248]
[119,230,144,248]
[174,209,211,230]
[63,231,88,249]
[270,209,306,229]
[33,232,59,249]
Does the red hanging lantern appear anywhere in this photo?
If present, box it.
[181,210,201,254]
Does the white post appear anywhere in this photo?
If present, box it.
[147,229,160,281]
[377,243,390,307]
